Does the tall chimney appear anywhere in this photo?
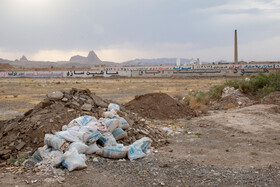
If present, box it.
[234,29,238,64]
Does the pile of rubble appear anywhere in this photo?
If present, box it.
[125,93,193,120]
[261,91,280,105]
[0,88,168,161]
[210,87,256,110]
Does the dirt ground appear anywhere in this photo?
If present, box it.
[1,77,280,186]
[0,77,228,120]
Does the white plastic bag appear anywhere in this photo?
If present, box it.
[69,142,89,154]
[68,116,97,127]
[108,103,120,111]
[44,134,67,150]
[96,145,128,159]
[56,131,80,142]
[85,142,100,154]
[97,132,117,147]
[118,117,130,129]
[37,145,63,167]
[128,137,152,160]
[61,148,87,171]
[112,128,128,140]
[82,130,102,144]
[102,118,120,132]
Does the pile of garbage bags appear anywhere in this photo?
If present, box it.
[30,103,152,171]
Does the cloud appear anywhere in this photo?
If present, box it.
[0,0,280,62]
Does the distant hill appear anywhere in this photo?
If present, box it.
[0,62,14,69]
[121,58,192,66]
[0,58,12,64]
[69,51,102,64]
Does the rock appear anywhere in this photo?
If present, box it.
[81,104,92,111]
[15,142,26,151]
[31,115,42,123]
[33,137,38,144]
[49,119,54,123]
[2,154,10,160]
[56,176,65,183]
[4,123,17,133]
[67,109,75,112]
[186,116,192,120]
[0,149,11,156]
[62,98,68,102]
[47,91,64,100]
[70,101,80,108]
[91,94,108,108]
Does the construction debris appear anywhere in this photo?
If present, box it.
[0,89,167,164]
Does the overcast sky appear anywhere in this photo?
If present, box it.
[0,0,280,62]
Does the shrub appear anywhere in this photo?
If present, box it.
[208,84,225,99]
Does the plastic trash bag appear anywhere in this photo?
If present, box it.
[118,117,130,129]
[97,132,117,147]
[112,128,128,140]
[44,134,67,150]
[37,145,63,167]
[68,116,97,127]
[103,110,118,118]
[108,103,120,111]
[96,145,128,159]
[61,148,87,171]
[85,142,100,154]
[102,118,120,132]
[128,137,152,161]
[69,142,89,154]
[82,130,102,144]
[56,131,81,142]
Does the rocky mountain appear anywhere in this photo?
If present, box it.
[69,50,102,64]
[19,55,28,61]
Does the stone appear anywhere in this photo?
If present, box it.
[33,137,38,144]
[67,109,75,113]
[4,123,17,133]
[47,91,64,100]
[57,176,65,183]
[70,101,80,108]
[186,116,192,120]
[49,119,54,123]
[62,98,68,102]
[91,94,108,108]
[81,104,92,111]
[0,149,11,156]
[30,115,42,123]
[2,154,10,160]
[15,142,26,151]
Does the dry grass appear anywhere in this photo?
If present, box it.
[0,77,228,120]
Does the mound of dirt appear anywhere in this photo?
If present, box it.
[0,89,167,160]
[124,93,193,120]
[261,91,280,105]
[210,87,257,110]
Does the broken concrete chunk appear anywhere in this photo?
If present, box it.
[62,98,68,102]
[47,91,64,100]
[91,94,108,108]
[16,142,26,151]
[0,149,11,156]
[81,103,92,111]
